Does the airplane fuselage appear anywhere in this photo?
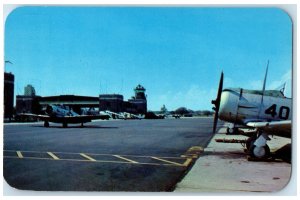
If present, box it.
[219,88,291,126]
[211,69,292,159]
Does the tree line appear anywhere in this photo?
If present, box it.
[154,105,214,117]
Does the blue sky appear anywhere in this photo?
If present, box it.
[4,7,292,111]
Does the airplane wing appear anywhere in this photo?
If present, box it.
[19,113,109,122]
[77,114,110,120]
[18,113,50,121]
[246,120,291,138]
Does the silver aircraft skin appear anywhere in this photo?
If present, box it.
[212,66,292,159]
[21,104,109,128]
[103,111,143,120]
[103,110,126,119]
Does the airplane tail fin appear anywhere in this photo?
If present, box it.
[276,82,286,95]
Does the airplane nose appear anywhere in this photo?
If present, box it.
[46,105,53,115]
[218,92,230,120]
[218,90,239,122]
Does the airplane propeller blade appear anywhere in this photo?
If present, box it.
[211,72,223,134]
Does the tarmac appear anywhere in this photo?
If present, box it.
[174,127,292,193]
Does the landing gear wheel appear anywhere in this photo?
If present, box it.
[249,144,270,159]
[63,122,68,128]
[226,127,237,135]
[246,136,257,150]
[44,121,49,127]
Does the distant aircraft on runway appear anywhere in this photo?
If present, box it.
[103,110,143,120]
[20,104,110,128]
[104,110,126,119]
[122,112,144,120]
[211,62,291,159]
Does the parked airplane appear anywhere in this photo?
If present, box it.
[20,104,110,128]
[104,110,126,119]
[103,111,143,120]
[122,112,144,120]
[211,65,292,159]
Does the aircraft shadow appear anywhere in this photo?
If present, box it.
[31,125,118,129]
[203,144,291,163]
[203,151,246,160]
[273,143,291,163]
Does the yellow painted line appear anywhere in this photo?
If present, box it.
[80,153,96,161]
[4,150,185,160]
[5,150,188,167]
[151,157,183,166]
[4,156,188,167]
[4,156,182,166]
[182,158,193,167]
[181,154,198,158]
[186,146,204,153]
[16,151,23,158]
[182,146,204,159]
[47,152,60,160]
[114,155,138,164]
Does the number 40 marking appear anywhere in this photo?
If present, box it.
[265,104,290,120]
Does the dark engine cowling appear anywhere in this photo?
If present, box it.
[45,105,53,115]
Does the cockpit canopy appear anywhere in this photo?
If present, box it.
[224,88,286,98]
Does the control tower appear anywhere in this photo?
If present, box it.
[128,84,147,114]
[134,84,146,100]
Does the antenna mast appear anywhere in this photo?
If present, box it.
[258,60,269,118]
[261,60,269,102]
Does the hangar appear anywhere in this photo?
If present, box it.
[39,95,99,106]
[16,84,148,115]
[39,95,99,114]
[16,95,99,115]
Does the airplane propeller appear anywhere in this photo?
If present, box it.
[211,72,224,134]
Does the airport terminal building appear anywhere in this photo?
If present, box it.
[16,85,41,114]
[99,84,147,114]
[15,84,147,115]
[4,72,15,120]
